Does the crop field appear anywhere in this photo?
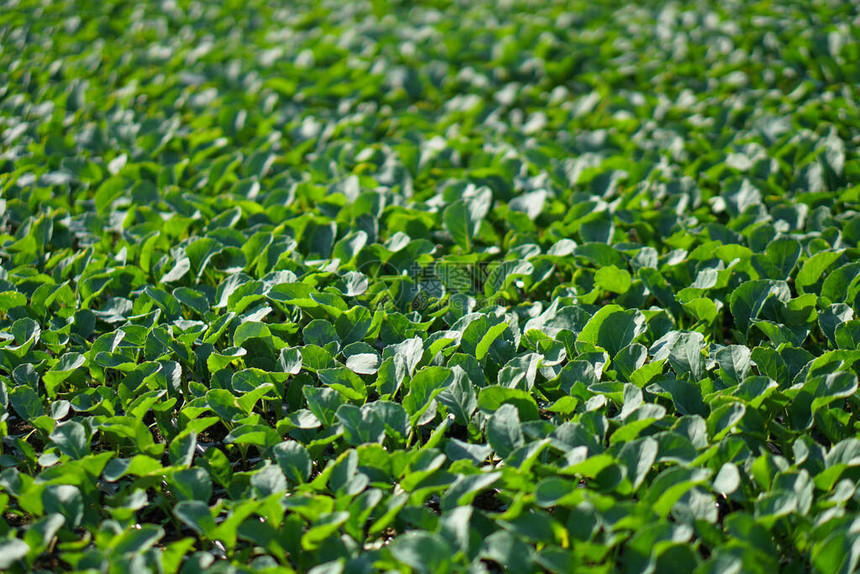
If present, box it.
[1,0,860,572]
